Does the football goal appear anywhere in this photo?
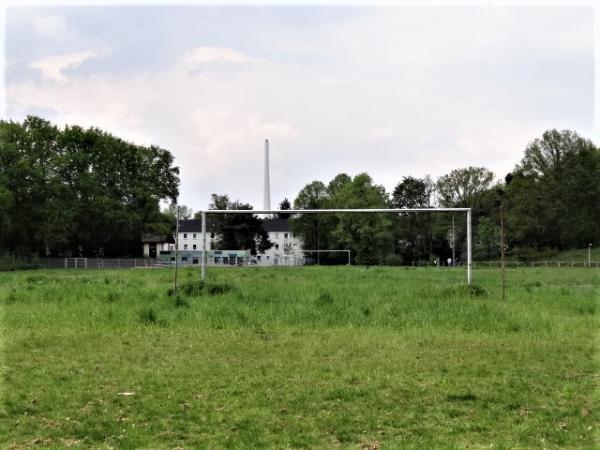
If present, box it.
[197,208,472,284]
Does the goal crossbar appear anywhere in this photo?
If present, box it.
[198,208,472,284]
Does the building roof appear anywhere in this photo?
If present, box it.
[262,218,291,232]
[176,217,291,233]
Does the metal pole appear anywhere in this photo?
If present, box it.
[347,250,351,266]
[451,214,455,266]
[467,209,472,285]
[174,206,180,295]
[500,204,505,301]
[201,211,206,282]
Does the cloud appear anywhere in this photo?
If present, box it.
[368,126,397,140]
[32,15,69,40]
[180,46,262,70]
[6,6,594,210]
[29,49,108,82]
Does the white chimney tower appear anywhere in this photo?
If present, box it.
[263,139,271,211]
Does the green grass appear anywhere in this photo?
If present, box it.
[0,266,598,449]
[543,247,600,262]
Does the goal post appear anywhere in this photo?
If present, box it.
[199,208,472,284]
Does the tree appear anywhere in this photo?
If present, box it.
[290,181,332,254]
[0,116,179,257]
[436,167,495,209]
[165,203,193,220]
[391,176,431,209]
[278,198,291,219]
[207,194,272,255]
[329,173,393,264]
[391,176,435,263]
[518,129,595,179]
[506,130,600,250]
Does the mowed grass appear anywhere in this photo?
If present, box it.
[0,266,598,449]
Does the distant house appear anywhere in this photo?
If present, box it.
[142,217,304,265]
[141,233,174,258]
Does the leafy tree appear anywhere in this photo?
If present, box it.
[391,176,433,263]
[474,216,499,260]
[506,129,600,251]
[290,181,332,254]
[278,198,292,219]
[436,167,495,209]
[165,203,193,220]
[207,194,272,255]
[392,176,431,208]
[0,116,179,257]
[330,173,393,264]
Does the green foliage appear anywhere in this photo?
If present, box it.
[506,129,600,251]
[475,216,499,260]
[291,174,392,264]
[205,194,272,256]
[0,116,179,257]
[436,166,495,208]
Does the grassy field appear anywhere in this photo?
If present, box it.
[0,266,598,449]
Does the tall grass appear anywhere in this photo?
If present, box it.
[0,266,598,449]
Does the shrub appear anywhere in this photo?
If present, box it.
[383,254,404,266]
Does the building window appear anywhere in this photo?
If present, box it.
[183,244,188,250]
[257,255,261,261]
[193,233,196,238]
[182,256,188,261]
[193,244,197,250]
[266,256,270,260]
[183,233,187,239]
[284,233,288,239]
[275,244,279,250]
[210,232,215,239]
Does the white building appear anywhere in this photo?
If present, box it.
[145,217,304,265]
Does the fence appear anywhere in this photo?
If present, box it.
[10,257,600,271]
[475,260,600,268]
[43,257,159,269]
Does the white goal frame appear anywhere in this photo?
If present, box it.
[198,208,472,284]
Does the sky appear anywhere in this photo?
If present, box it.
[2,4,596,211]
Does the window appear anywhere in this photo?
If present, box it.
[266,256,270,260]
[284,233,288,239]
[193,233,196,239]
[183,244,188,250]
[192,244,197,250]
[210,232,215,239]
[275,244,279,250]
[183,233,187,239]
[257,255,262,261]
[182,256,188,261]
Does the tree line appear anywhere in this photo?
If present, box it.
[202,129,600,264]
[0,116,179,258]
[1,116,598,264]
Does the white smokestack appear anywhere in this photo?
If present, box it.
[263,139,271,211]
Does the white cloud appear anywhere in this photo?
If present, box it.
[6,7,594,210]
[180,46,262,70]
[29,49,108,82]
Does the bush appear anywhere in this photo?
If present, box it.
[383,254,404,266]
